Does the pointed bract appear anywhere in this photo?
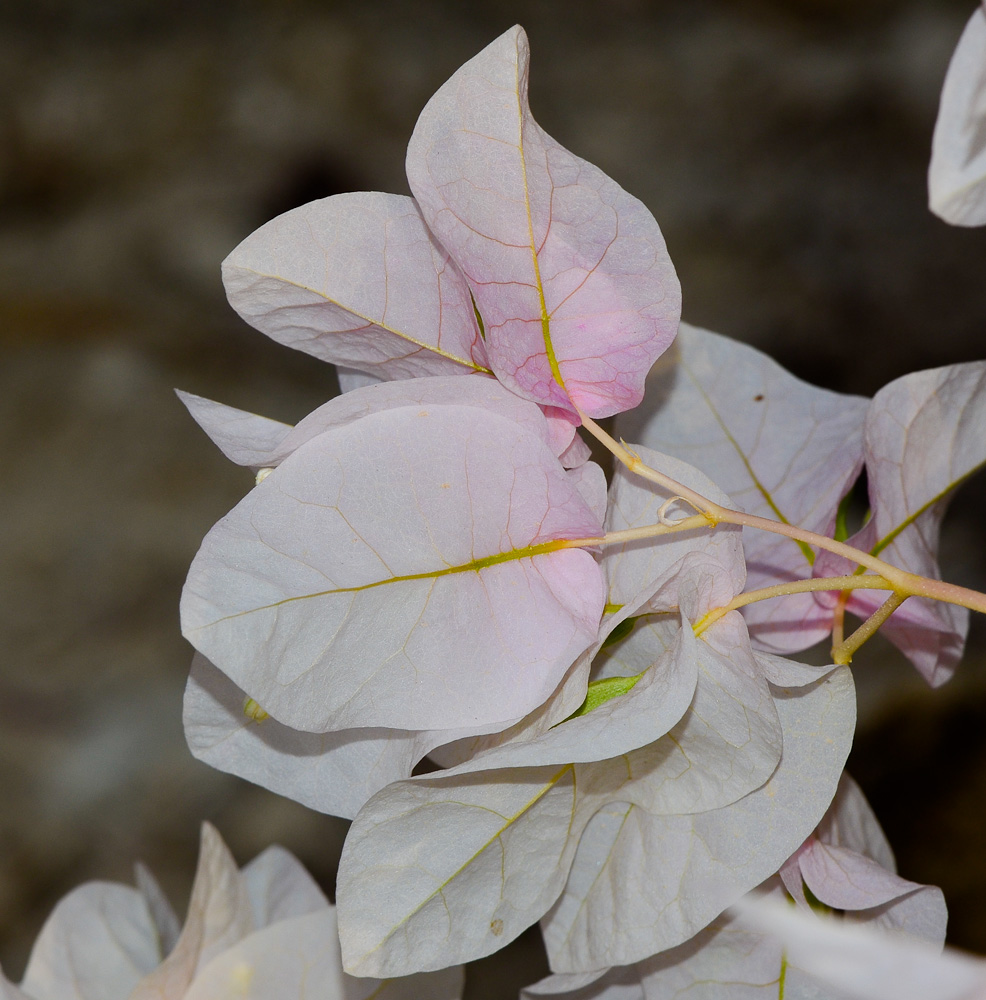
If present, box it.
[543,668,852,971]
[406,26,680,417]
[131,824,255,998]
[223,191,488,378]
[176,390,292,470]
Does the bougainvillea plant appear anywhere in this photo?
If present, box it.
[176,18,986,997]
[9,10,986,1000]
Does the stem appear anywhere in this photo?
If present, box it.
[830,591,849,649]
[558,514,712,550]
[578,415,718,516]
[577,412,986,619]
[831,593,907,665]
[693,575,893,637]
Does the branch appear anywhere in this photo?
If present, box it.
[577,413,986,619]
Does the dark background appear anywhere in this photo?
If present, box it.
[2,0,986,995]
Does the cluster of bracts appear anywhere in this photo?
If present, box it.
[7,8,986,999]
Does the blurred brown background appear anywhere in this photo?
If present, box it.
[2,0,986,995]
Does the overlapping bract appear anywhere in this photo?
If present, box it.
[406,27,681,417]
[618,328,986,685]
[182,399,604,734]
[223,26,679,419]
[617,323,868,652]
[223,192,489,379]
[0,825,463,1000]
[334,448,855,978]
[523,776,946,999]
[814,361,986,684]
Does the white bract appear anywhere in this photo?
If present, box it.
[523,776,947,999]
[1,825,463,1000]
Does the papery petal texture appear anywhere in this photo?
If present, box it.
[434,454,750,771]
[814,361,986,684]
[182,405,605,732]
[18,884,161,1000]
[335,621,704,975]
[406,26,680,418]
[616,323,867,652]
[176,391,292,470]
[184,654,459,819]
[542,668,853,971]
[930,5,986,226]
[336,558,786,977]
[222,191,488,378]
[338,761,582,976]
[240,843,328,924]
[336,653,846,979]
